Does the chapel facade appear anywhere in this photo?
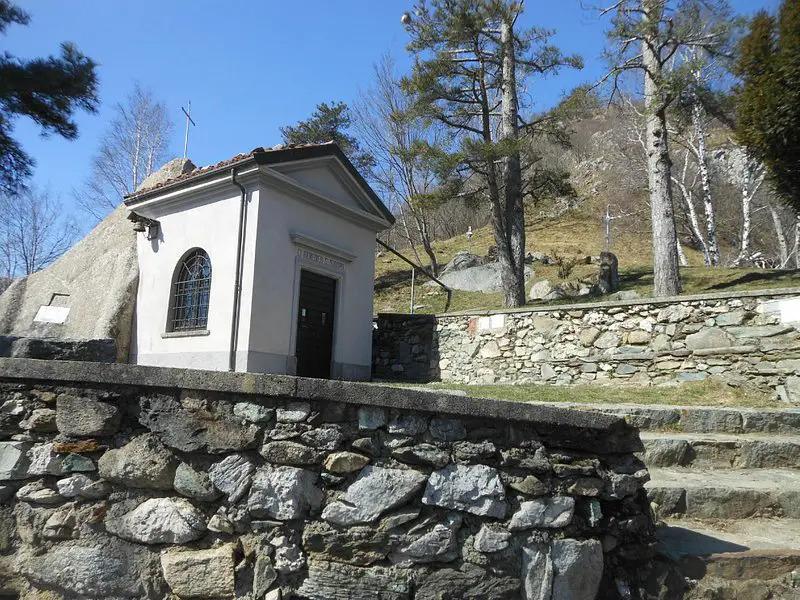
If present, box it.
[125,142,393,381]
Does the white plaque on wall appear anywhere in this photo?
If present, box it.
[33,305,70,324]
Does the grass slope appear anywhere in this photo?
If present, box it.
[375,199,800,314]
[389,378,779,408]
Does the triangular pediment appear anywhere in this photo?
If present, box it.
[269,157,390,223]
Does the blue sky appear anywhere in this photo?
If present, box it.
[6,0,777,224]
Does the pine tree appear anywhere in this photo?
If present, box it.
[402,0,581,307]
[0,1,98,193]
[280,102,375,176]
[735,0,800,212]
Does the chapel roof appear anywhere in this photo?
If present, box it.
[123,141,394,225]
[124,142,332,199]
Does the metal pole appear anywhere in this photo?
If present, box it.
[605,204,611,252]
[410,268,416,314]
[375,239,453,312]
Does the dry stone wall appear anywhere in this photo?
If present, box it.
[0,359,654,599]
[373,289,800,403]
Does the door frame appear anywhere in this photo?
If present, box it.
[286,235,351,377]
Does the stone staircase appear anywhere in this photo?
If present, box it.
[581,403,800,599]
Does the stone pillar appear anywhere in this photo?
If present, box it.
[597,252,620,295]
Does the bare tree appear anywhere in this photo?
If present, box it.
[0,187,76,277]
[355,55,446,276]
[76,83,173,221]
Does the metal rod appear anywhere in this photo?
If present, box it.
[410,268,416,314]
[376,239,453,312]
[182,101,196,159]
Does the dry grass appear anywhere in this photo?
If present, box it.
[387,378,779,408]
[375,203,800,315]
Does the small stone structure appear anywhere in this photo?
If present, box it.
[373,288,800,403]
[0,359,654,599]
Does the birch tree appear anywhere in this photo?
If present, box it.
[403,0,581,307]
[600,0,733,295]
[725,146,766,265]
[77,84,173,221]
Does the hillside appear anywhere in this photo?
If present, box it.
[374,208,800,315]
[374,108,800,315]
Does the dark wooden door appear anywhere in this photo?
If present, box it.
[295,270,336,379]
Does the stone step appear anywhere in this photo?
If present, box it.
[640,431,800,469]
[555,403,800,435]
[646,467,800,519]
[657,518,800,589]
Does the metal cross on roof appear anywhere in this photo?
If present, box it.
[181,101,196,159]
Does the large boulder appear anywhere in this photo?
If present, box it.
[135,158,196,192]
[432,263,533,293]
[0,205,138,362]
[442,252,483,274]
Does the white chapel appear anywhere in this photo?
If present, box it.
[126,142,394,380]
[0,142,394,381]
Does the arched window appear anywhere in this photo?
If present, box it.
[169,249,212,331]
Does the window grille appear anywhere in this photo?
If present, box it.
[170,249,212,331]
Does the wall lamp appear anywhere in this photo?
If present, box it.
[128,212,160,241]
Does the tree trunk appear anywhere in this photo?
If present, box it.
[413,210,439,277]
[733,155,761,265]
[499,16,526,307]
[692,100,719,265]
[677,238,688,267]
[642,3,681,296]
[767,201,790,268]
[673,149,709,264]
[795,213,800,269]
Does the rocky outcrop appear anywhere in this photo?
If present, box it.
[0,205,138,362]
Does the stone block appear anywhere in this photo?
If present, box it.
[98,433,177,490]
[105,497,206,544]
[260,441,321,466]
[56,394,121,437]
[324,451,370,474]
[358,406,387,430]
[551,538,603,600]
[248,465,323,521]
[429,418,466,441]
[209,454,255,503]
[685,327,732,351]
[276,402,311,423]
[174,462,221,501]
[57,474,110,499]
[323,466,427,526]
[473,524,511,553]
[522,544,553,600]
[23,544,144,597]
[139,394,259,454]
[161,545,235,598]
[392,444,450,469]
[389,514,461,566]
[0,441,31,480]
[509,496,575,531]
[422,464,507,518]
[297,560,410,600]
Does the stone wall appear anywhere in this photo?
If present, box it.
[373,288,800,403]
[0,359,654,599]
